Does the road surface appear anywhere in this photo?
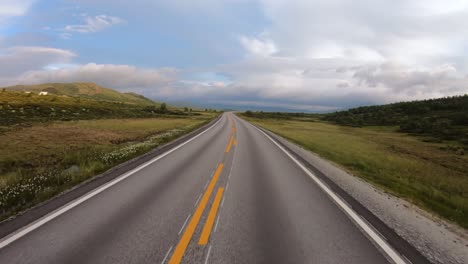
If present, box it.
[0,113,423,263]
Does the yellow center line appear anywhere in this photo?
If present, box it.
[225,135,234,153]
[198,187,225,245]
[227,119,237,152]
[168,163,224,264]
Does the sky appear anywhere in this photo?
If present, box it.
[1,0,468,112]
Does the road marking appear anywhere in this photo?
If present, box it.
[226,115,237,152]
[225,135,234,153]
[168,163,224,264]
[204,245,212,264]
[0,116,223,250]
[251,123,407,264]
[226,142,236,181]
[161,245,174,264]
[214,214,221,233]
[178,214,191,235]
[199,187,224,245]
[225,181,230,192]
[195,193,203,207]
[220,196,225,209]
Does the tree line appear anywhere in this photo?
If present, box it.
[324,95,468,144]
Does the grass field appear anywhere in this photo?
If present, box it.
[244,116,468,228]
[0,90,192,126]
[0,113,217,220]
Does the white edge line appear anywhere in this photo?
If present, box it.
[195,193,203,207]
[204,245,212,264]
[252,124,407,264]
[161,245,174,264]
[178,214,191,235]
[214,215,221,233]
[227,159,234,179]
[0,116,223,249]
[220,196,225,209]
[225,182,230,192]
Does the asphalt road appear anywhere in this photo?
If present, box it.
[0,113,420,263]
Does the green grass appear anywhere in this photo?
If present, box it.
[244,116,468,228]
[0,113,217,220]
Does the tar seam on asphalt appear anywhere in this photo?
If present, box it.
[360,215,387,241]
[404,255,414,264]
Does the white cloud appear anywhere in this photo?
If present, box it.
[64,14,125,34]
[14,63,177,91]
[240,36,277,57]
[0,46,75,77]
[0,46,178,98]
[351,63,468,100]
[254,0,468,65]
[0,0,35,19]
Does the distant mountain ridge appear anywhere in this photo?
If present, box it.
[3,82,156,105]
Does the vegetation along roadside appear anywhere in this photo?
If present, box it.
[0,83,219,221]
[241,95,468,229]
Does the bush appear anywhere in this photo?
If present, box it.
[160,103,167,112]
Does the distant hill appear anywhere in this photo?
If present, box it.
[324,95,468,144]
[0,83,195,125]
[3,82,156,106]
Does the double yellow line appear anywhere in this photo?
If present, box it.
[169,164,224,264]
[169,116,236,264]
[199,187,224,245]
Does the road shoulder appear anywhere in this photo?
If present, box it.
[260,127,467,264]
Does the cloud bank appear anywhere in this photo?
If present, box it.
[221,0,468,109]
[1,0,468,111]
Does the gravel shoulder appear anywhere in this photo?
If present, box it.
[267,130,468,264]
